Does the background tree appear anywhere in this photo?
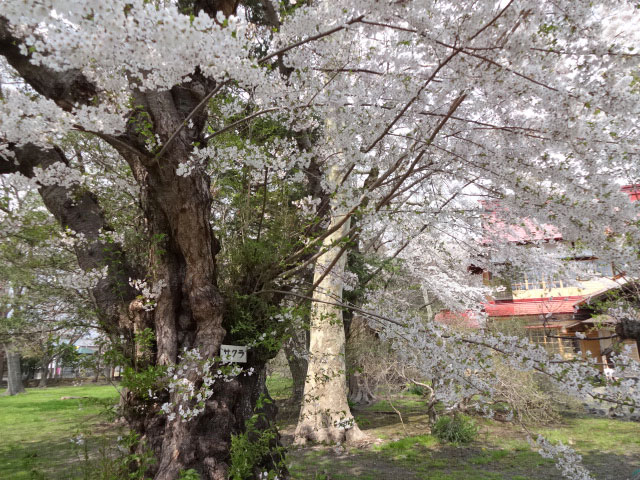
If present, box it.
[0,180,93,392]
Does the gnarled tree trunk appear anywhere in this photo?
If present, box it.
[2,111,282,480]
[617,317,640,343]
[0,5,285,477]
[1,111,282,480]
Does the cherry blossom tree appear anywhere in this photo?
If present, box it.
[1,0,639,478]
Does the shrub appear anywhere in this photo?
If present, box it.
[405,383,427,396]
[178,469,201,480]
[491,360,568,424]
[229,396,286,480]
[71,430,156,480]
[432,414,478,445]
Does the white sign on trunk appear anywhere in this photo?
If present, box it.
[220,344,247,363]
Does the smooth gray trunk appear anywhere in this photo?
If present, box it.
[39,359,49,387]
[0,350,4,387]
[294,152,366,445]
[5,348,25,395]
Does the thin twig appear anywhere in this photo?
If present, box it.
[204,107,281,142]
[257,15,366,64]
[278,224,359,280]
[360,0,515,153]
[361,52,462,154]
[385,385,407,435]
[374,93,467,211]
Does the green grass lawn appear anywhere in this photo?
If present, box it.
[0,384,120,480]
[266,374,293,401]
[285,394,640,480]
[0,379,293,479]
[1,380,638,480]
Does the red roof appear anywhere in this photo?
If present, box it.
[484,297,583,317]
[481,185,640,244]
[434,310,481,328]
[481,204,562,244]
[621,185,640,202]
[439,297,584,325]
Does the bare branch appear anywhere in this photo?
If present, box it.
[375,93,467,211]
[361,52,462,153]
[257,15,366,65]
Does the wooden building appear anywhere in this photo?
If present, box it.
[436,186,640,369]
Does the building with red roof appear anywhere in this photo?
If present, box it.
[435,186,640,366]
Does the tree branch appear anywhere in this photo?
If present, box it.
[0,16,97,111]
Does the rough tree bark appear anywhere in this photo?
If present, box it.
[617,318,640,343]
[0,93,279,480]
[346,316,376,406]
[294,153,366,445]
[283,328,308,404]
[0,101,279,480]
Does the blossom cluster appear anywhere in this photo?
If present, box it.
[160,348,255,422]
[531,435,595,480]
[129,278,166,312]
[59,265,109,290]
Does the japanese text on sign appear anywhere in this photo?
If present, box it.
[220,344,247,363]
